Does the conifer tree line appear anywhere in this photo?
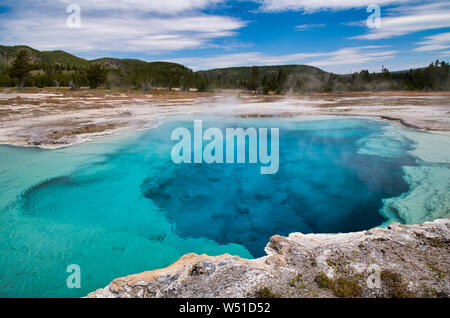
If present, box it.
[200,61,450,92]
[0,49,448,92]
[0,49,208,90]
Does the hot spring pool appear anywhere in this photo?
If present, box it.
[0,116,448,297]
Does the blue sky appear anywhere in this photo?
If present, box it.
[0,0,449,73]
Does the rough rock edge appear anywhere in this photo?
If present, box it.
[87,219,449,298]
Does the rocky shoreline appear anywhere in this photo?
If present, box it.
[87,219,449,298]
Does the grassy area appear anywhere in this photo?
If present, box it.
[380,270,415,298]
[256,287,278,298]
[314,272,362,298]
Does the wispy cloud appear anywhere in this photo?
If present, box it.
[18,0,226,15]
[172,46,397,72]
[0,0,246,55]
[308,46,397,67]
[253,0,410,13]
[295,24,325,31]
[351,2,450,40]
[414,32,450,52]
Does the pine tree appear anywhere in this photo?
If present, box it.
[9,50,32,88]
[86,63,107,89]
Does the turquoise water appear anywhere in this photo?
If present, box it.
[0,117,420,297]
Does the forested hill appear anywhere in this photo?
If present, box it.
[0,45,205,89]
[198,65,327,93]
[0,45,89,67]
[1,45,449,92]
[200,62,450,92]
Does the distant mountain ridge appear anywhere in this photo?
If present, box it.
[198,64,330,92]
[0,45,189,71]
[198,64,327,79]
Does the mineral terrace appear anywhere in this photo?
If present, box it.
[87,219,449,298]
[1,89,449,149]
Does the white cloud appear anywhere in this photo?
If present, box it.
[414,32,450,52]
[71,0,224,14]
[0,1,246,54]
[295,24,325,31]
[308,46,397,67]
[172,46,397,72]
[254,0,410,13]
[351,2,450,40]
[6,0,225,15]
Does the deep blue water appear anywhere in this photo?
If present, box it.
[0,117,416,297]
[141,118,415,256]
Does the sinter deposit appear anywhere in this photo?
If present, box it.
[88,219,449,298]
